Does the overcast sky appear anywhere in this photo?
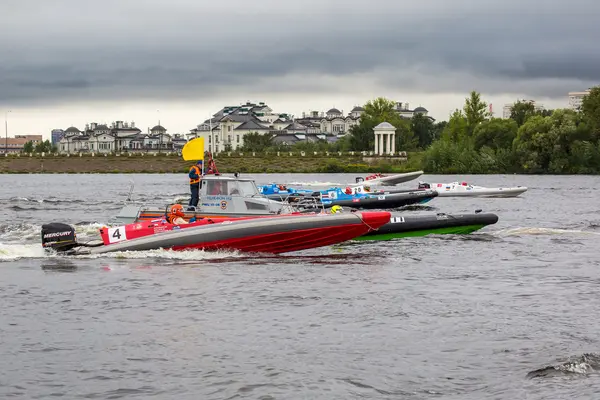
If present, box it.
[1,0,598,137]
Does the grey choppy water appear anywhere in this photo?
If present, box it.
[1,173,600,399]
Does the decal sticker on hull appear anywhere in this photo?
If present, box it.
[107,226,127,243]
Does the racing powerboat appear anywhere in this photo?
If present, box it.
[418,181,528,197]
[41,210,391,255]
[354,210,499,240]
[258,183,437,210]
[353,170,423,186]
[291,186,438,210]
[257,184,313,201]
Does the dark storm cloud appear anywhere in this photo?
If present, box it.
[0,0,598,105]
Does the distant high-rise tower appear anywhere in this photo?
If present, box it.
[51,129,64,145]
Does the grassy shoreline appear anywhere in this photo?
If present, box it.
[0,153,423,174]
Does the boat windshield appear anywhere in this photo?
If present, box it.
[205,180,230,195]
[226,180,260,197]
[205,179,260,196]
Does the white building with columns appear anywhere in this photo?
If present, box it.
[568,89,591,111]
[373,122,395,155]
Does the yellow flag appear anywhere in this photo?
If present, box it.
[182,137,205,161]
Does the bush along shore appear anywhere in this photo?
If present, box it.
[0,152,424,174]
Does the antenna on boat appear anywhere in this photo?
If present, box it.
[125,180,135,203]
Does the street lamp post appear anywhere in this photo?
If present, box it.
[4,110,11,155]
[157,109,162,155]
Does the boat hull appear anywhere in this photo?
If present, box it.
[372,186,527,198]
[354,212,498,240]
[435,187,527,197]
[420,182,528,198]
[320,190,438,209]
[354,171,424,186]
[67,211,392,255]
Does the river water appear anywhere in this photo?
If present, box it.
[1,173,599,399]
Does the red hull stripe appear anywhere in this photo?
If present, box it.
[170,223,373,254]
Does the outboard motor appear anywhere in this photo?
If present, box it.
[418,182,431,189]
[41,223,78,252]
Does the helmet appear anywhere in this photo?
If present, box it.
[170,204,185,218]
[331,205,343,214]
[364,185,370,192]
[345,186,352,194]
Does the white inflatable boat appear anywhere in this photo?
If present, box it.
[418,181,528,198]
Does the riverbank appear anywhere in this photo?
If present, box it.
[0,153,423,174]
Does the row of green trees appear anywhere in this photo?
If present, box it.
[23,140,57,154]
[422,88,600,174]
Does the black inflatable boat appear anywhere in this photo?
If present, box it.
[354,210,499,240]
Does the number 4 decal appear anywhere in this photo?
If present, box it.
[107,226,127,243]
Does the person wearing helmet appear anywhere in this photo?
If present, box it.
[168,204,189,225]
[330,205,343,214]
[188,161,202,211]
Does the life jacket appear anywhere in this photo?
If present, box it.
[189,165,201,185]
[168,215,186,225]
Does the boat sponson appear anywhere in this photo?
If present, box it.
[361,212,499,238]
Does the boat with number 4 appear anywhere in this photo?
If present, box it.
[41,211,392,255]
[116,174,297,224]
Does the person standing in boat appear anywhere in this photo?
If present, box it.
[188,161,202,210]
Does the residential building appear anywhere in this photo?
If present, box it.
[58,126,82,153]
[189,101,290,153]
[272,133,338,146]
[2,134,43,153]
[58,120,174,154]
[172,134,187,152]
[146,125,171,151]
[391,102,433,121]
[305,107,362,135]
[502,100,546,119]
[568,89,591,111]
[189,100,433,153]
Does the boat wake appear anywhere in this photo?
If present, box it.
[6,196,88,205]
[0,242,244,263]
[0,221,246,263]
[396,205,438,211]
[494,227,600,237]
[527,353,600,378]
